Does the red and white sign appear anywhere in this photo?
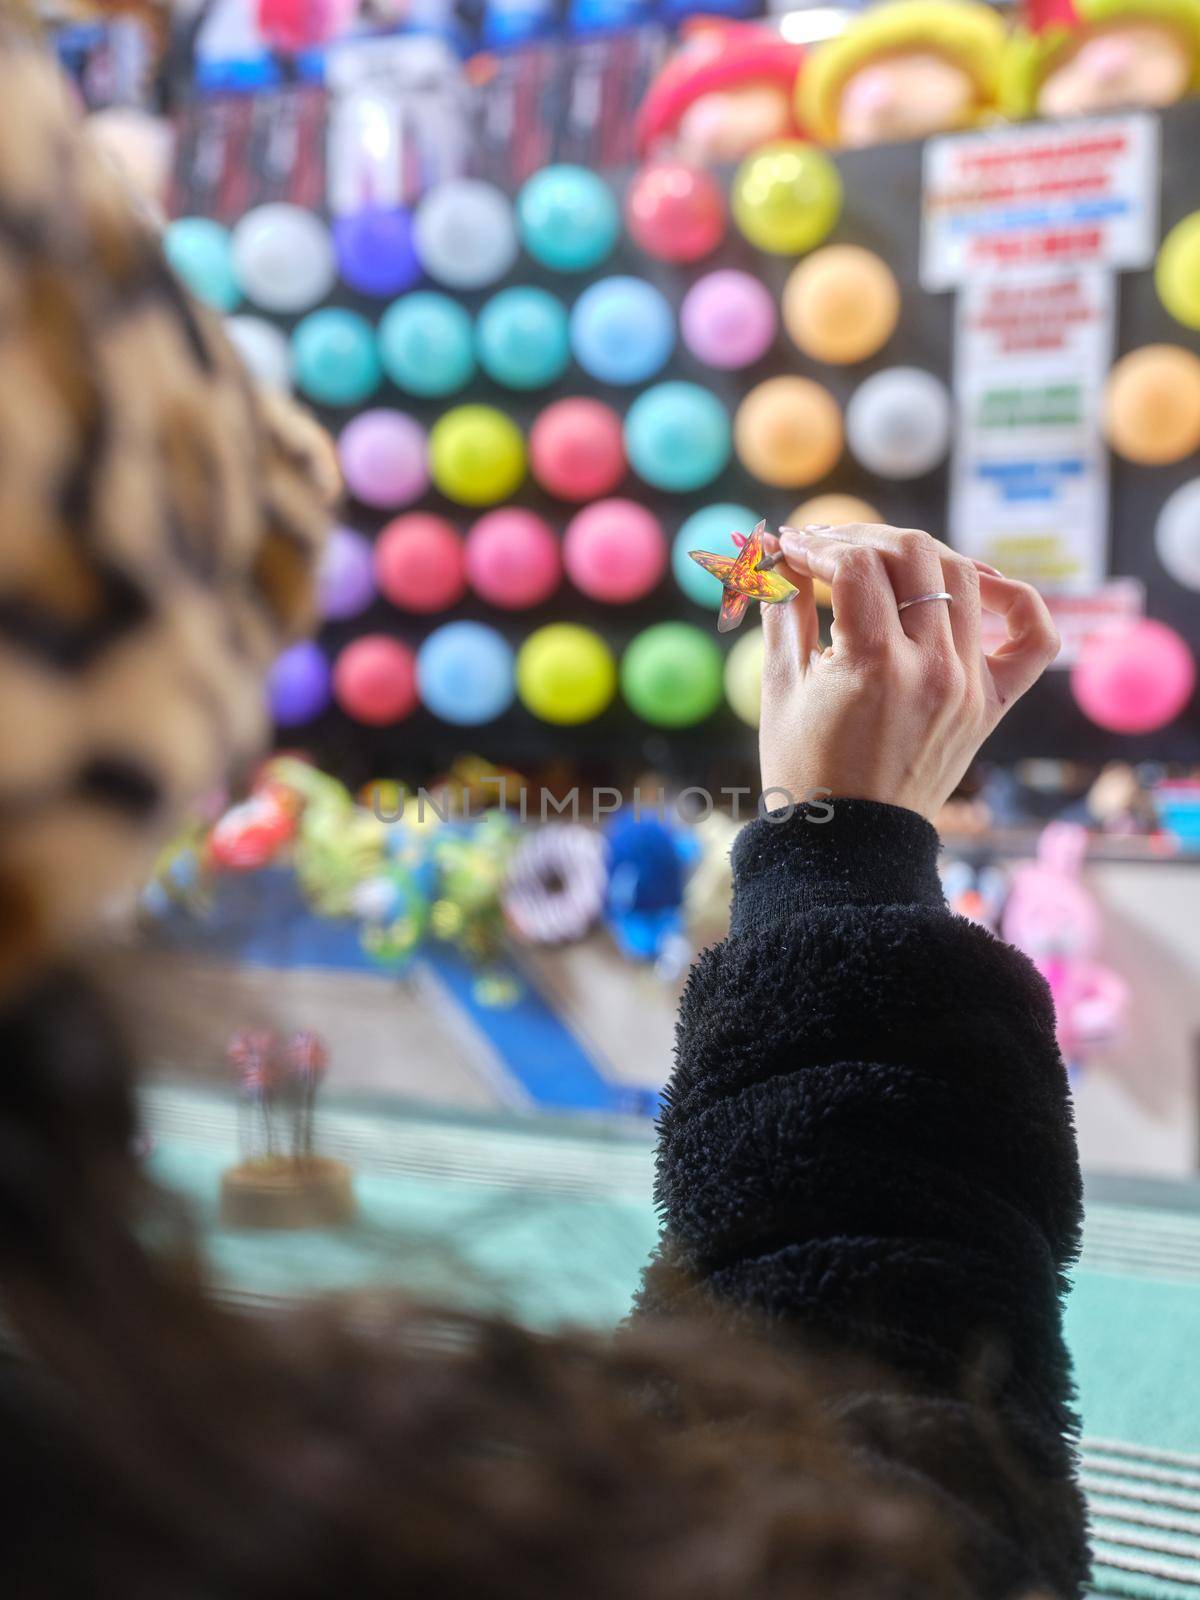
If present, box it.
[921,114,1159,291]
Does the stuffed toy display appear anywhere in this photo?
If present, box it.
[1002,0,1200,117]
[799,0,1007,148]
[636,21,806,164]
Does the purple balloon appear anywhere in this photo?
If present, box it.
[338,408,429,509]
[269,641,331,726]
[680,269,777,371]
[317,525,376,620]
[334,208,421,298]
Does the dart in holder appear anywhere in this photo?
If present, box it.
[220,1028,356,1229]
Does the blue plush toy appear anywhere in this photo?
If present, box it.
[604,812,696,965]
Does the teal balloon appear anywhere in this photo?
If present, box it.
[378,292,476,398]
[476,286,570,391]
[517,164,620,273]
[672,502,760,608]
[164,217,240,312]
[291,309,381,406]
[624,382,731,493]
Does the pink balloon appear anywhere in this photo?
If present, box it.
[1072,619,1196,733]
[529,398,625,502]
[333,635,417,726]
[563,499,666,603]
[625,162,726,264]
[680,270,777,370]
[375,513,467,613]
[466,508,561,609]
[338,409,428,509]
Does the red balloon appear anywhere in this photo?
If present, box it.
[333,635,417,726]
[625,162,726,265]
[529,398,625,502]
[466,508,561,609]
[375,513,467,613]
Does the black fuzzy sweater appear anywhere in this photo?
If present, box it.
[634,800,1090,1598]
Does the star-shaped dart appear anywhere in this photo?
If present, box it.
[688,519,796,633]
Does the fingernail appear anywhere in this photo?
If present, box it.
[973,559,1004,577]
[804,523,833,533]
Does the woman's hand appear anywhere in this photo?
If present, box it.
[758,522,1060,821]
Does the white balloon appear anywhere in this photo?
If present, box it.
[230,204,336,313]
[1156,477,1200,590]
[413,179,518,291]
[225,314,293,390]
[846,367,952,480]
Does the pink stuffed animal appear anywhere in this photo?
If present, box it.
[1000,821,1128,1069]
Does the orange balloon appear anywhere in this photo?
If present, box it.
[1104,345,1200,465]
[734,376,843,488]
[788,492,882,528]
[782,245,900,365]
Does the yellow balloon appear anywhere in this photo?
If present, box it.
[735,376,843,487]
[516,624,616,725]
[1156,212,1200,332]
[429,405,526,506]
[724,626,764,728]
[782,245,900,364]
[788,492,882,528]
[1103,345,1200,465]
[731,140,842,256]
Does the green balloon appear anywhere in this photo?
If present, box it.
[1156,212,1200,332]
[621,623,724,728]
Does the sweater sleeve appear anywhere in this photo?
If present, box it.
[633,800,1089,1599]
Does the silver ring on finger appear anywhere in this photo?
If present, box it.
[897,590,953,614]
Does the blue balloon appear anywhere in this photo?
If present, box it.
[570,276,674,386]
[417,622,515,726]
[625,382,732,492]
[164,217,240,311]
[517,164,620,273]
[269,641,331,726]
[672,502,761,608]
[291,308,381,406]
[476,286,570,391]
[334,207,421,298]
[378,292,476,398]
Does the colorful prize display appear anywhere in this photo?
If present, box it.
[724,626,765,728]
[333,207,421,298]
[1103,345,1200,465]
[624,381,731,491]
[316,527,376,620]
[563,500,666,602]
[679,270,777,370]
[672,502,761,608]
[1154,211,1200,332]
[375,514,468,613]
[466,508,561,609]
[338,410,428,509]
[413,178,518,290]
[292,308,381,406]
[782,245,900,364]
[269,641,332,726]
[731,140,842,255]
[734,376,842,487]
[845,367,952,479]
[516,164,620,273]
[378,292,476,398]
[620,623,724,728]
[569,276,675,386]
[429,405,526,506]
[333,635,417,726]
[1071,620,1196,734]
[476,287,571,391]
[624,161,726,264]
[165,217,239,312]
[224,315,292,390]
[416,622,515,726]
[230,203,336,313]
[529,398,626,501]
[1156,478,1200,590]
[516,624,616,724]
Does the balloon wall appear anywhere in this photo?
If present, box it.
[171,100,1200,781]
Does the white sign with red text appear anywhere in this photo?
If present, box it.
[921,113,1159,290]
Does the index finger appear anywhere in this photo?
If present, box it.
[978,572,1061,706]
